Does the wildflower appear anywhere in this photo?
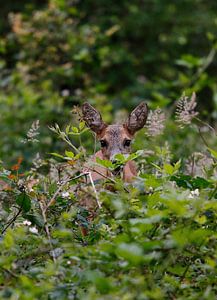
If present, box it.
[61,89,70,97]
[32,153,44,169]
[175,92,198,128]
[11,164,19,171]
[23,220,31,226]
[22,120,40,143]
[29,226,38,234]
[145,108,165,137]
[188,189,200,199]
[62,191,70,198]
[148,187,154,193]
[17,157,23,165]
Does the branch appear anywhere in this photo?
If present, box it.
[87,172,101,209]
[1,208,22,234]
[44,173,88,212]
[39,200,56,263]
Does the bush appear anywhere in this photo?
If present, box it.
[0,100,217,299]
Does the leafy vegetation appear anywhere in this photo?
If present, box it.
[1,98,217,298]
[0,1,217,299]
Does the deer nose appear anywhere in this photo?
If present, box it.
[111,159,118,164]
[110,152,120,164]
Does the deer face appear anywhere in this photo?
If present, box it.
[98,124,133,161]
[82,102,148,162]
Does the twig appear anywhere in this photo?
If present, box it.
[197,127,209,148]
[63,135,79,154]
[39,201,56,263]
[195,117,217,136]
[1,208,22,234]
[88,167,130,193]
[191,48,216,85]
[44,173,88,212]
[148,223,160,239]
[209,184,217,200]
[0,267,19,278]
[88,167,116,183]
[87,172,101,209]
[190,153,195,177]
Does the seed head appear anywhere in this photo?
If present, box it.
[145,108,165,137]
[175,92,198,128]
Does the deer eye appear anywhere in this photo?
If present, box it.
[100,140,108,148]
[124,139,131,147]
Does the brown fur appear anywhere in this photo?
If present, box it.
[79,102,148,232]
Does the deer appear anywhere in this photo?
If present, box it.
[82,102,148,183]
[77,102,148,235]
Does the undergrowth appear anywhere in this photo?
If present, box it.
[0,94,217,300]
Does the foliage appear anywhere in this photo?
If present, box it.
[0,107,217,299]
[0,1,217,298]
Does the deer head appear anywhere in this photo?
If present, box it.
[82,102,148,162]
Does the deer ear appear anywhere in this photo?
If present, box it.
[82,102,107,135]
[125,102,148,134]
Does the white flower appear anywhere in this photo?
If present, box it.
[62,191,70,198]
[61,89,70,97]
[23,220,31,226]
[29,226,38,234]
[149,186,154,193]
[188,189,200,199]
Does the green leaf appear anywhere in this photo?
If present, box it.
[171,174,211,189]
[65,150,74,158]
[151,163,162,171]
[116,243,144,265]
[163,163,174,175]
[50,152,65,159]
[65,124,71,135]
[96,157,114,168]
[23,213,44,227]
[114,153,125,162]
[71,126,79,133]
[208,147,217,159]
[79,121,85,131]
[16,193,31,212]
[85,271,112,294]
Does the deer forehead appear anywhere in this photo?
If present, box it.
[99,125,132,142]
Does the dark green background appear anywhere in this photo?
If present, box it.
[0,0,216,164]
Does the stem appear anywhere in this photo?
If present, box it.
[1,208,22,234]
[0,267,18,278]
[63,135,79,153]
[197,127,209,148]
[180,263,191,282]
[88,167,116,183]
[195,117,217,136]
[191,48,216,85]
[209,184,217,200]
[190,154,195,177]
[39,201,56,263]
[45,172,89,212]
[87,172,101,209]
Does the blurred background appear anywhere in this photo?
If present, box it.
[0,0,216,166]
